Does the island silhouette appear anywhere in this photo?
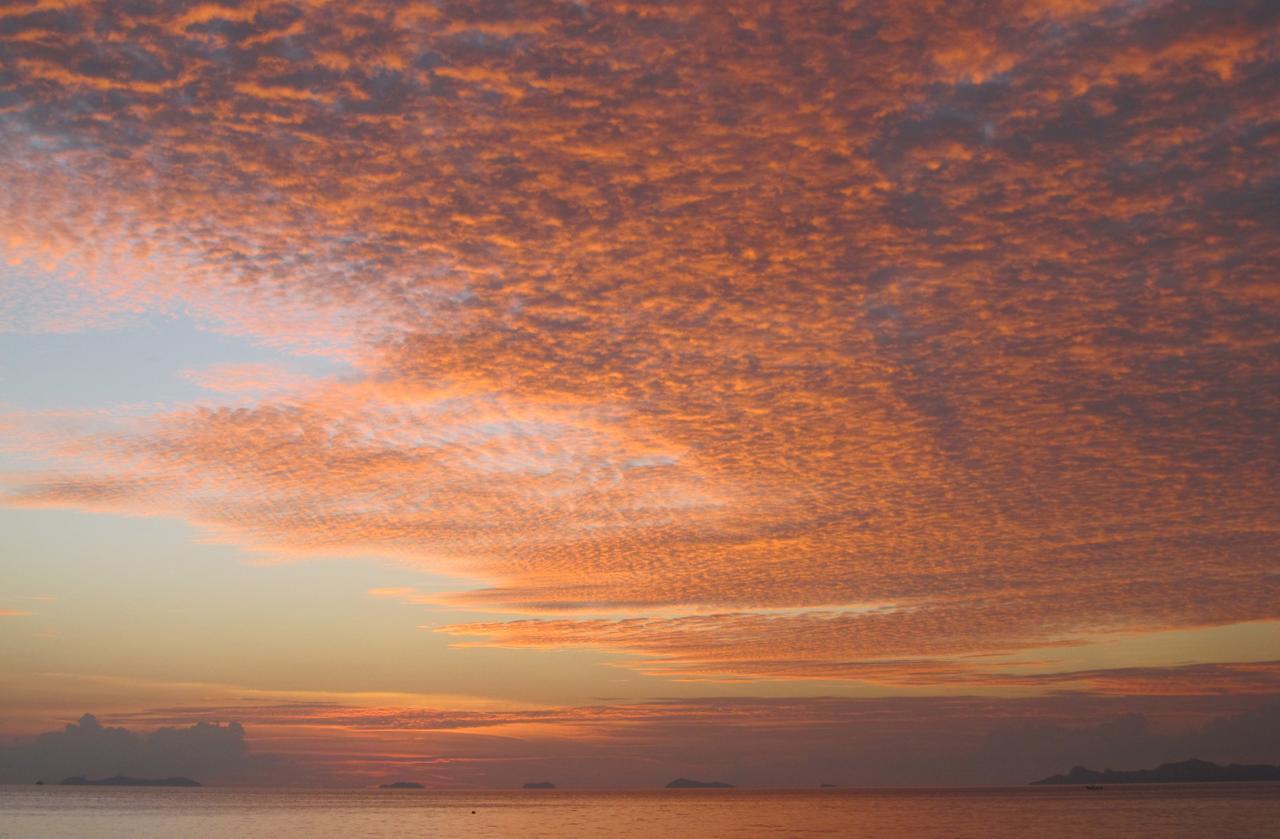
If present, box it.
[522,781,556,789]
[666,777,734,788]
[1033,758,1280,785]
[61,775,200,787]
[378,781,424,789]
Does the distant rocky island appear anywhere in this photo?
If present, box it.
[379,781,424,789]
[1033,758,1280,785]
[522,781,556,789]
[61,775,201,787]
[666,777,734,789]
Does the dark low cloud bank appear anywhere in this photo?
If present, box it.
[466,697,1280,788]
[970,699,1280,784]
[8,697,1276,788]
[591,698,1280,787]
[0,714,252,785]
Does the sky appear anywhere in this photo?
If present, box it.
[0,0,1278,788]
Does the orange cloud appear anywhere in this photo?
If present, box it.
[440,612,1280,686]
[1,0,1277,689]
[181,362,318,395]
[367,587,419,600]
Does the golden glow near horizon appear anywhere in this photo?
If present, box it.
[1,0,1277,787]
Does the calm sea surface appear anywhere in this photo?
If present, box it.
[2,784,1278,838]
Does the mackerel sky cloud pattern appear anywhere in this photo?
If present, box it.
[2,0,1278,690]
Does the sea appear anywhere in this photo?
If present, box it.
[2,784,1278,838]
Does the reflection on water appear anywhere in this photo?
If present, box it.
[2,784,1278,838]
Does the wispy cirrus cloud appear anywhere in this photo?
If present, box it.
[1,0,1277,688]
[440,612,1280,687]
